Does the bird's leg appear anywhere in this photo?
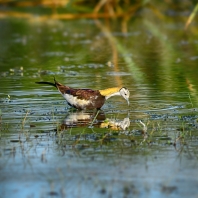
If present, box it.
[89,109,100,128]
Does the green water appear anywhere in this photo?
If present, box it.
[0,15,198,198]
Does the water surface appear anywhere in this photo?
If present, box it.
[0,14,198,198]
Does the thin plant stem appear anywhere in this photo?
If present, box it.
[188,93,193,107]
[89,110,100,127]
[22,110,29,130]
[185,3,198,30]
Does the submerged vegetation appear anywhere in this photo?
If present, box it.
[0,94,197,151]
[0,1,198,197]
[0,0,198,160]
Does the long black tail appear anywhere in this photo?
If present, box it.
[35,81,56,87]
[35,77,59,88]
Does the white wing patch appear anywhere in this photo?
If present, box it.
[62,93,91,108]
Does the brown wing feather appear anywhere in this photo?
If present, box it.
[67,88,106,109]
[72,89,98,100]
[57,85,70,94]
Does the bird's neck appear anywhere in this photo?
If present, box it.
[99,87,121,100]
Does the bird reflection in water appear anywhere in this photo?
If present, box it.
[59,110,130,131]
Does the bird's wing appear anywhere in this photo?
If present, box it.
[68,89,99,100]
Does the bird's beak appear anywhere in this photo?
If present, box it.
[126,99,130,106]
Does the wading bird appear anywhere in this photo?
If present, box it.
[36,78,130,110]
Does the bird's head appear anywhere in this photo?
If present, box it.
[119,87,130,106]
[99,87,130,106]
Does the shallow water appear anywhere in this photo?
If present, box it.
[0,13,198,198]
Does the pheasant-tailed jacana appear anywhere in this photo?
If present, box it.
[36,78,130,110]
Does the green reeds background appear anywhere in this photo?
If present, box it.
[0,0,197,27]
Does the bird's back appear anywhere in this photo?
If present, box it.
[58,87,105,110]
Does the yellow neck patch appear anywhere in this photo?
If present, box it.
[99,87,122,97]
